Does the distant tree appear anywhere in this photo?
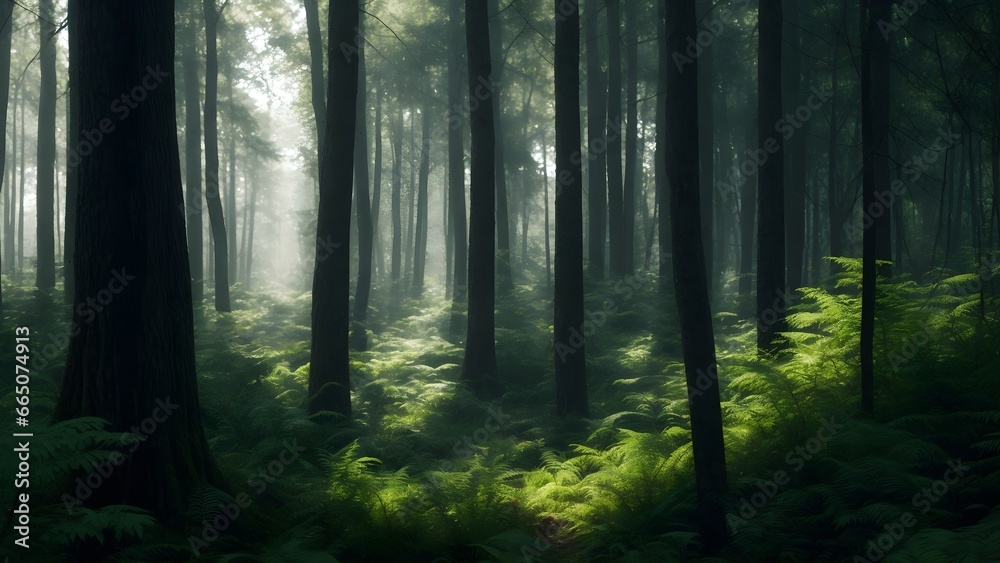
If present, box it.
[182,0,203,304]
[622,0,638,274]
[554,0,588,418]
[488,0,514,293]
[304,0,326,156]
[308,0,359,419]
[0,0,11,310]
[448,0,469,336]
[655,0,672,291]
[460,0,499,398]
[664,0,729,550]
[756,0,785,353]
[606,0,624,277]
[352,14,374,351]
[696,0,715,285]
[55,0,225,520]
[391,108,403,282]
[783,0,807,291]
[204,0,231,311]
[65,0,79,303]
[585,0,607,279]
[36,0,57,290]
[412,106,431,296]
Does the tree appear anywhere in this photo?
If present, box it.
[585,0,607,279]
[448,0,469,337]
[308,0,359,419]
[36,0,57,289]
[757,0,785,353]
[655,0,672,291]
[182,0,203,304]
[622,0,638,274]
[554,0,588,418]
[65,0,79,303]
[0,0,11,310]
[488,0,514,292]
[204,0,231,312]
[391,108,403,282]
[460,0,499,398]
[412,106,431,296]
[664,0,729,550]
[55,0,224,520]
[352,14,374,351]
[696,0,715,285]
[783,0,807,291]
[606,0,625,277]
[304,0,326,157]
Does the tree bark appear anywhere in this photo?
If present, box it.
[461,0,499,398]
[55,0,225,522]
[0,0,11,309]
[304,0,326,157]
[585,0,607,279]
[412,105,430,296]
[656,0,672,291]
[182,0,203,304]
[621,0,638,274]
[352,18,374,350]
[449,1,469,336]
[784,0,806,290]
[391,109,403,282]
[696,0,715,287]
[606,0,624,277]
[203,0,231,311]
[307,0,359,419]
[488,0,514,292]
[665,0,729,549]
[36,0,57,289]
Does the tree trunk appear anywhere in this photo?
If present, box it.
[0,0,11,309]
[55,0,225,523]
[65,0,79,302]
[585,0,607,279]
[606,0,624,277]
[784,0,806,290]
[18,89,25,276]
[621,0,638,274]
[871,0,892,276]
[246,169,256,286]
[860,0,876,415]
[225,60,238,280]
[308,0,359,419]
[304,0,326,158]
[461,0,499,398]
[372,86,385,281]
[828,33,841,272]
[182,0,203,304]
[756,0,786,352]
[412,105,430,296]
[542,128,552,291]
[36,0,57,289]
[352,18,374,350]
[488,0,513,292]
[656,0,672,291]
[391,109,402,282]
[448,1,469,337]
[696,0,715,287]
[554,0,588,418]
[203,0,231,311]
[405,110,416,280]
[665,0,729,549]
[715,93,733,284]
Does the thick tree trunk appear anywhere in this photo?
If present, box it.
[36,0,57,289]
[203,0,231,311]
[55,0,225,523]
[621,0,638,274]
[412,105,430,296]
[308,0,359,419]
[665,0,729,549]
[606,0,624,277]
[353,20,374,350]
[554,0,588,418]
[461,0,499,398]
[585,0,607,279]
[448,1,468,336]
[756,0,786,352]
[182,0,203,304]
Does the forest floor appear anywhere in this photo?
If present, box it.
[1,261,999,562]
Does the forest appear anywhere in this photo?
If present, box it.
[0,0,998,561]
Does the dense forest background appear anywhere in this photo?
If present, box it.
[0,0,999,561]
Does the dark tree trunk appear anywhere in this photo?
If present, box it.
[871,0,892,276]
[352,17,373,351]
[585,0,607,279]
[554,0,588,418]
[756,0,785,352]
[5,85,16,279]
[449,1,468,337]
[655,0,672,291]
[621,0,638,274]
[542,128,552,291]
[246,170,256,286]
[606,0,624,277]
[65,0,79,302]
[860,0,875,415]
[36,0,57,289]
[307,0,359,419]
[182,0,203,304]
[55,0,225,523]
[391,109,402,282]
[488,0,513,292]
[203,0,231,311]
[18,89,25,276]
[304,0,326,157]
[461,0,499,398]
[405,111,416,279]
[784,0,806,290]
[412,105,430,296]
[226,67,238,280]
[716,93,734,283]
[828,34,841,271]
[696,0,715,287]
[665,0,729,549]
[372,86,385,281]
[0,0,11,309]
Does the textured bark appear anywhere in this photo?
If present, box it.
[585,0,607,279]
[665,0,729,549]
[36,0,57,289]
[756,0,785,353]
[203,0,231,311]
[460,0,499,398]
[606,0,624,276]
[307,0,359,419]
[65,0,79,302]
[860,0,875,415]
[55,0,225,522]
[554,0,588,418]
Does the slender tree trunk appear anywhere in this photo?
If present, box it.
[542,128,552,291]
[203,0,231,311]
[554,0,587,418]
[696,0,715,286]
[372,86,384,282]
[488,0,513,292]
[308,0,359,419]
[225,61,238,280]
[665,0,728,549]
[304,0,326,158]
[412,104,430,296]
[5,85,16,278]
[606,0,624,277]
[246,169,256,286]
[716,93,733,283]
[656,0,672,291]
[860,0,877,415]
[405,110,416,280]
[449,1,468,336]
[65,0,79,302]
[55,0,225,523]
[239,171,248,283]
[36,0,57,289]
[17,84,25,276]
[461,0,499,398]
[871,0,892,276]
[828,35,841,271]
[0,0,11,308]
[585,0,607,279]
[756,0,786,352]
[784,0,806,290]
[182,0,203,304]
[353,19,374,350]
[622,0,638,274]
[391,110,402,282]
